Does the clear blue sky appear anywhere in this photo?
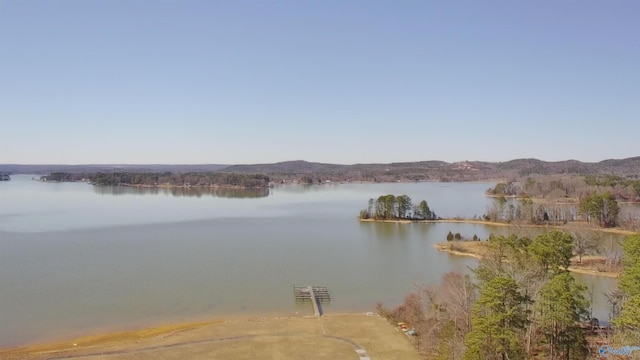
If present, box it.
[1,1,638,165]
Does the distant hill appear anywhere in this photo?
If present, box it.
[223,160,451,174]
[219,157,640,182]
[493,157,640,177]
[2,157,638,182]
[222,160,346,174]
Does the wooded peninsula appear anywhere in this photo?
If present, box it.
[40,172,271,188]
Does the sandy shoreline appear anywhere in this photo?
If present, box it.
[434,242,619,278]
[358,217,637,235]
[0,310,297,351]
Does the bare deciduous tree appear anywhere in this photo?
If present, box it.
[377,272,475,359]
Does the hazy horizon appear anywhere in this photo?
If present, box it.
[1,1,638,164]
[1,154,639,167]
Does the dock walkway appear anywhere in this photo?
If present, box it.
[293,286,331,317]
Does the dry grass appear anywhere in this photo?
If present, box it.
[435,241,487,259]
[0,314,420,360]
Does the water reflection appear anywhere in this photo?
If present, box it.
[93,186,270,199]
[360,221,411,240]
[573,273,617,321]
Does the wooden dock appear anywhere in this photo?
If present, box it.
[293,286,331,317]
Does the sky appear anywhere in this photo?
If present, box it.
[0,1,638,165]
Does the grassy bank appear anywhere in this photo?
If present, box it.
[0,313,420,360]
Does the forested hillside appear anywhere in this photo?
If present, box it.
[222,157,640,183]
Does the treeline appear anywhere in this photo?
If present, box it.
[41,172,271,188]
[611,233,640,344]
[446,231,481,242]
[485,192,622,228]
[358,194,438,220]
[378,231,640,359]
[487,174,640,202]
[585,174,640,188]
[43,172,88,182]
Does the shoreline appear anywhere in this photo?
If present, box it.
[0,320,214,356]
[0,309,300,351]
[358,217,637,235]
[484,193,640,205]
[0,314,305,353]
[37,179,270,189]
[434,242,619,278]
[105,183,270,189]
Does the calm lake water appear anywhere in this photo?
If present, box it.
[0,175,619,347]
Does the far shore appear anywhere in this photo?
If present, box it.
[37,179,270,189]
[484,193,640,205]
[358,217,637,235]
[105,183,270,189]
[434,241,619,278]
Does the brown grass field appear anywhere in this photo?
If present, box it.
[0,313,421,360]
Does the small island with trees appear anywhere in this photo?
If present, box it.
[358,194,439,221]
